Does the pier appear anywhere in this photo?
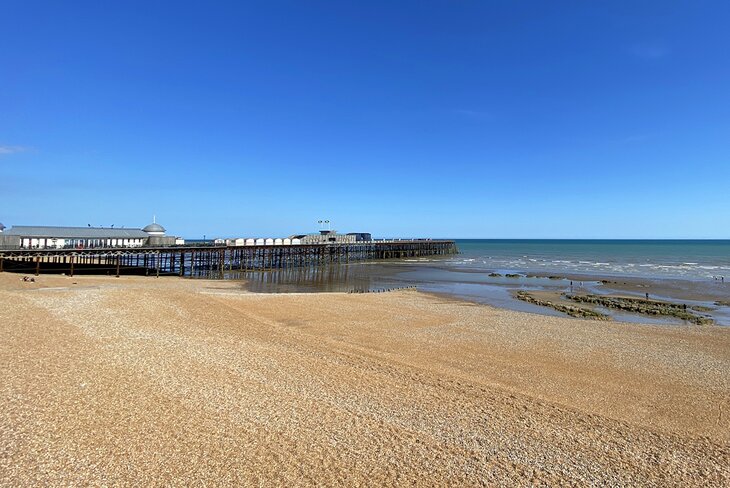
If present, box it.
[0,240,458,278]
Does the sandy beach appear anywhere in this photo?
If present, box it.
[1,272,728,486]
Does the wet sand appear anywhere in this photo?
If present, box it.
[537,272,730,302]
[1,273,728,485]
[237,262,730,325]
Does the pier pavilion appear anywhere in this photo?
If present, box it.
[0,219,180,249]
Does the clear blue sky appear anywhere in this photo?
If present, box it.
[2,1,728,239]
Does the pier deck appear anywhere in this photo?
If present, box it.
[0,240,458,277]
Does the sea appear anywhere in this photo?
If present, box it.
[235,239,730,325]
[445,239,730,280]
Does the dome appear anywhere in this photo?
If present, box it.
[143,222,166,234]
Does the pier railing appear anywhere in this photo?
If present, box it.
[0,240,458,278]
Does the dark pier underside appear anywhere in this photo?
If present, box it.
[0,240,458,278]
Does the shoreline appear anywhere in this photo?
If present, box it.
[231,261,730,325]
[525,270,730,301]
[423,262,730,301]
[5,262,730,325]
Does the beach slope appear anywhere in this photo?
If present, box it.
[1,274,728,485]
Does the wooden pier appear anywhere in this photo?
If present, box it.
[0,240,458,278]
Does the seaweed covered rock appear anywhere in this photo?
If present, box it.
[565,294,713,325]
[515,291,610,320]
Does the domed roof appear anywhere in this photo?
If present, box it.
[143,222,166,233]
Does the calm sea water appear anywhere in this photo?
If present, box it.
[446,239,730,280]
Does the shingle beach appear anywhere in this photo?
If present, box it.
[1,273,728,486]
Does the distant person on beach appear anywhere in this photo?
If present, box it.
[646,292,649,300]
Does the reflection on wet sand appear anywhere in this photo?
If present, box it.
[225,262,730,325]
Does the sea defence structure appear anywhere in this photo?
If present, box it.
[0,239,458,278]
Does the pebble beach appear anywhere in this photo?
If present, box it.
[1,273,728,486]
